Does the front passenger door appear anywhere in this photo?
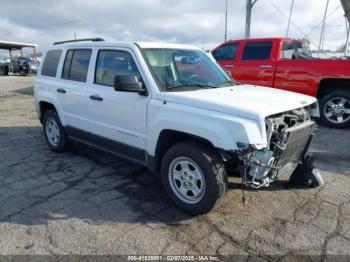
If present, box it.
[86,48,149,163]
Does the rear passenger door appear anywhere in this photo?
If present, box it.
[85,48,149,164]
[55,48,92,131]
[233,41,275,87]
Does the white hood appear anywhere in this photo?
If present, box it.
[164,85,317,121]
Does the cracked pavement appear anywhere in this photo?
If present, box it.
[0,76,349,257]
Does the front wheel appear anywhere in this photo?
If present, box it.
[161,141,227,215]
[319,90,350,128]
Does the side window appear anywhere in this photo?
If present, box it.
[41,50,62,77]
[242,42,272,60]
[95,50,140,87]
[62,49,92,82]
[212,43,239,61]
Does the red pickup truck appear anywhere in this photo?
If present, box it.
[212,37,350,128]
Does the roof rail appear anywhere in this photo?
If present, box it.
[53,38,105,45]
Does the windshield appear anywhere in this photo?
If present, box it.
[143,48,234,91]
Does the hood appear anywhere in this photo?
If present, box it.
[164,85,317,121]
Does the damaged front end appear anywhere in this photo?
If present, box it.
[237,107,324,188]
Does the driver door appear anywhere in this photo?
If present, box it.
[86,48,150,163]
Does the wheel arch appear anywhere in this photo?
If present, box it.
[38,100,59,124]
[149,129,231,173]
[317,78,350,98]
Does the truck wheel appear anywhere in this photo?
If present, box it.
[43,110,72,152]
[319,90,350,128]
[161,141,227,215]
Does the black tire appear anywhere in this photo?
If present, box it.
[43,110,72,152]
[161,141,227,215]
[0,66,4,76]
[19,69,27,76]
[3,66,9,76]
[319,90,350,128]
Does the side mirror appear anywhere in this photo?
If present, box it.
[114,75,147,96]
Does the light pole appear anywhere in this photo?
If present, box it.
[224,0,228,42]
[245,0,258,38]
[318,0,330,56]
[286,0,295,37]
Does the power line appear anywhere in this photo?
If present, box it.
[305,5,342,37]
[266,0,318,47]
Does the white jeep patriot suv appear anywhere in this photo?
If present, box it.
[35,38,323,215]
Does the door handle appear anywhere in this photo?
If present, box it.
[260,65,272,69]
[89,95,103,101]
[56,88,66,93]
[225,65,235,68]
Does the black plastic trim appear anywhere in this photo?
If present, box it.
[65,126,147,166]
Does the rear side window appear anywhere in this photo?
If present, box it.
[242,42,272,60]
[62,49,92,82]
[41,50,62,77]
[212,43,239,61]
[95,50,140,87]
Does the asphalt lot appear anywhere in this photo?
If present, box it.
[0,76,349,257]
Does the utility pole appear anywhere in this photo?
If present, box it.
[286,0,295,37]
[245,0,258,38]
[345,18,350,56]
[224,0,228,42]
[318,0,330,56]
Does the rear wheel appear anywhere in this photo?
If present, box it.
[43,110,72,152]
[319,90,350,128]
[161,141,227,215]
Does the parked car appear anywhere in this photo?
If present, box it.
[0,57,30,76]
[212,37,350,128]
[34,38,323,215]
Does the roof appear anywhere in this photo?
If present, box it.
[226,37,294,43]
[0,40,38,50]
[51,40,201,50]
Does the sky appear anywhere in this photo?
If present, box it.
[0,0,347,54]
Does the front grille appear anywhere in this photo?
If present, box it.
[277,121,315,168]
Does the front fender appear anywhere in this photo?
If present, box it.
[147,100,267,156]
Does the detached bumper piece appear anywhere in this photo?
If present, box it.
[238,120,324,189]
[288,155,324,188]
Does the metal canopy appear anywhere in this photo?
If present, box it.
[341,0,350,24]
[0,40,38,50]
